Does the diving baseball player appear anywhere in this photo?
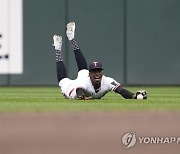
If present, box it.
[53,22,147,100]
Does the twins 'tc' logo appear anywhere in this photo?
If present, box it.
[122,132,136,148]
[93,62,98,67]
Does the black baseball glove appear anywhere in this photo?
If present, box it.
[135,90,148,99]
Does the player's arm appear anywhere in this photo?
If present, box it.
[110,80,147,99]
[114,86,148,99]
[114,86,136,99]
[110,81,134,99]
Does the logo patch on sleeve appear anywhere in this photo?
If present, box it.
[111,81,118,86]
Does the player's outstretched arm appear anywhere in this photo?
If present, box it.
[115,87,135,99]
[114,86,148,99]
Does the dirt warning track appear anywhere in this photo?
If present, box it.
[0,112,180,154]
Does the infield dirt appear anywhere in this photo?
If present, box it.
[0,111,180,154]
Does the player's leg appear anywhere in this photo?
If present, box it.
[71,39,88,71]
[53,35,67,82]
[66,22,88,71]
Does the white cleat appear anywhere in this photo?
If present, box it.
[66,22,75,40]
[53,35,62,50]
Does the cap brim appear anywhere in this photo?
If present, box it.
[89,67,103,71]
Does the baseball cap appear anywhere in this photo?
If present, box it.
[89,61,103,71]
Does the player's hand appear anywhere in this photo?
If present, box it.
[76,95,85,100]
[85,96,93,100]
[76,96,93,100]
[76,88,85,100]
[135,90,148,99]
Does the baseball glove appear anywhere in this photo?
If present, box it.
[135,90,148,99]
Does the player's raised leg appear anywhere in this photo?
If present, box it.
[53,35,67,82]
[66,22,88,71]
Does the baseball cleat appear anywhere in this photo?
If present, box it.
[66,22,75,40]
[53,35,62,50]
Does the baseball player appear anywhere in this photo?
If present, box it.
[53,22,147,100]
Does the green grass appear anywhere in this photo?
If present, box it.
[0,86,180,112]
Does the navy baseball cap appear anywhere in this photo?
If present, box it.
[89,61,103,71]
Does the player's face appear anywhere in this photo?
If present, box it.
[89,69,103,85]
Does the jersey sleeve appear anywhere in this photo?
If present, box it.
[104,76,122,91]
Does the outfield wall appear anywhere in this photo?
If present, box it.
[0,0,180,86]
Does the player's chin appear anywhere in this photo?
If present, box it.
[94,78,101,84]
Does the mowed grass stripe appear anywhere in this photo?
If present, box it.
[0,86,180,112]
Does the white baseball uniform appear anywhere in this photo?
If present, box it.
[59,69,121,99]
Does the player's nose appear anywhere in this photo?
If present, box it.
[95,72,101,77]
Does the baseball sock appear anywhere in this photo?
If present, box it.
[71,39,88,71]
[56,50,67,82]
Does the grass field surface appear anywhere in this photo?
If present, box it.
[0,86,180,112]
